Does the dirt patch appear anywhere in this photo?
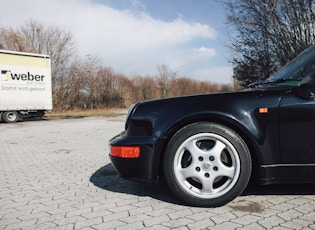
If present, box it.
[229,199,264,213]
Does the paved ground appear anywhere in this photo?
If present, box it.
[1,117,315,230]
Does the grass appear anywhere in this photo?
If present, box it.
[46,108,127,119]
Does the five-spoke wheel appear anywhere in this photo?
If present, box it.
[164,122,251,207]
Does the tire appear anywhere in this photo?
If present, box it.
[163,122,251,207]
[2,111,19,123]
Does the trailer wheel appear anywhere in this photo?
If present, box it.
[2,111,19,123]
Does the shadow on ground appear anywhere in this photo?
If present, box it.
[89,163,183,205]
[90,163,315,206]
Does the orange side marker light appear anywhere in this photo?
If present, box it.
[259,108,268,113]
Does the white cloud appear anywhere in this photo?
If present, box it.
[165,47,216,70]
[192,66,233,84]
[0,0,231,83]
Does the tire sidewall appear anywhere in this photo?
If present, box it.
[2,111,19,123]
[163,122,251,207]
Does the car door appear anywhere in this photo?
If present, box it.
[279,89,315,164]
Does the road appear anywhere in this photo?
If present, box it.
[1,117,315,229]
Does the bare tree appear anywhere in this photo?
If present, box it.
[18,19,76,84]
[224,0,315,86]
[155,64,177,98]
[0,27,27,51]
[52,58,86,110]
[96,67,132,108]
[171,77,197,96]
[131,75,159,102]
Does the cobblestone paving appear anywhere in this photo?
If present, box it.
[1,117,315,230]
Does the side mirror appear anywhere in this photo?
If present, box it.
[297,71,315,100]
[299,71,315,88]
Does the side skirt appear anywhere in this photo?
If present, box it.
[259,164,315,185]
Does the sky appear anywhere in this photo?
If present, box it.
[0,0,233,84]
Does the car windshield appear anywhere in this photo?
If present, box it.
[249,45,315,88]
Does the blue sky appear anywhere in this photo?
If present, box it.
[1,0,232,84]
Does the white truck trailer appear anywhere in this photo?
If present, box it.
[0,50,52,123]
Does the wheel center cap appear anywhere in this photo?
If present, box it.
[202,162,211,171]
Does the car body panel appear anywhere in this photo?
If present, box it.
[109,45,315,187]
[279,92,315,164]
[109,87,305,183]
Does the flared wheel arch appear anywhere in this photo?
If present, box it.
[159,119,260,185]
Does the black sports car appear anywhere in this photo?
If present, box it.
[109,46,315,207]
